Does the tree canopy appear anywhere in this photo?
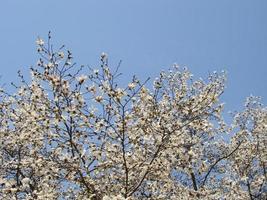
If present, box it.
[0,36,266,199]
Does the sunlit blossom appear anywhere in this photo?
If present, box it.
[0,38,265,200]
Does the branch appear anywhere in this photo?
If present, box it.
[128,113,207,197]
[201,142,242,187]
[190,172,198,191]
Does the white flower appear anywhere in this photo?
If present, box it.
[103,196,111,200]
[36,38,44,46]
[93,69,99,75]
[188,149,194,156]
[37,47,43,52]
[47,62,54,68]
[95,96,103,102]
[128,82,136,90]
[77,75,88,84]
[87,85,96,94]
[21,177,31,185]
[58,52,64,58]
[115,88,125,100]
[101,52,108,60]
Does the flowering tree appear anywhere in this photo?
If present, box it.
[0,36,266,200]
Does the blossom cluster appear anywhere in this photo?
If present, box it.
[0,37,265,200]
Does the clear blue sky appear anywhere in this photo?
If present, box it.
[0,0,266,113]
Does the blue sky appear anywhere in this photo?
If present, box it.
[0,0,266,113]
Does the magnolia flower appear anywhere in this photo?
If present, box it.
[153,80,162,89]
[95,95,103,102]
[93,69,99,75]
[36,38,44,46]
[87,85,96,94]
[58,52,64,58]
[21,177,31,185]
[101,52,108,60]
[47,62,54,68]
[77,75,88,84]
[37,47,43,52]
[128,82,136,90]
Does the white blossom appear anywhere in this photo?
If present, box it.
[36,37,44,46]
[0,38,265,200]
